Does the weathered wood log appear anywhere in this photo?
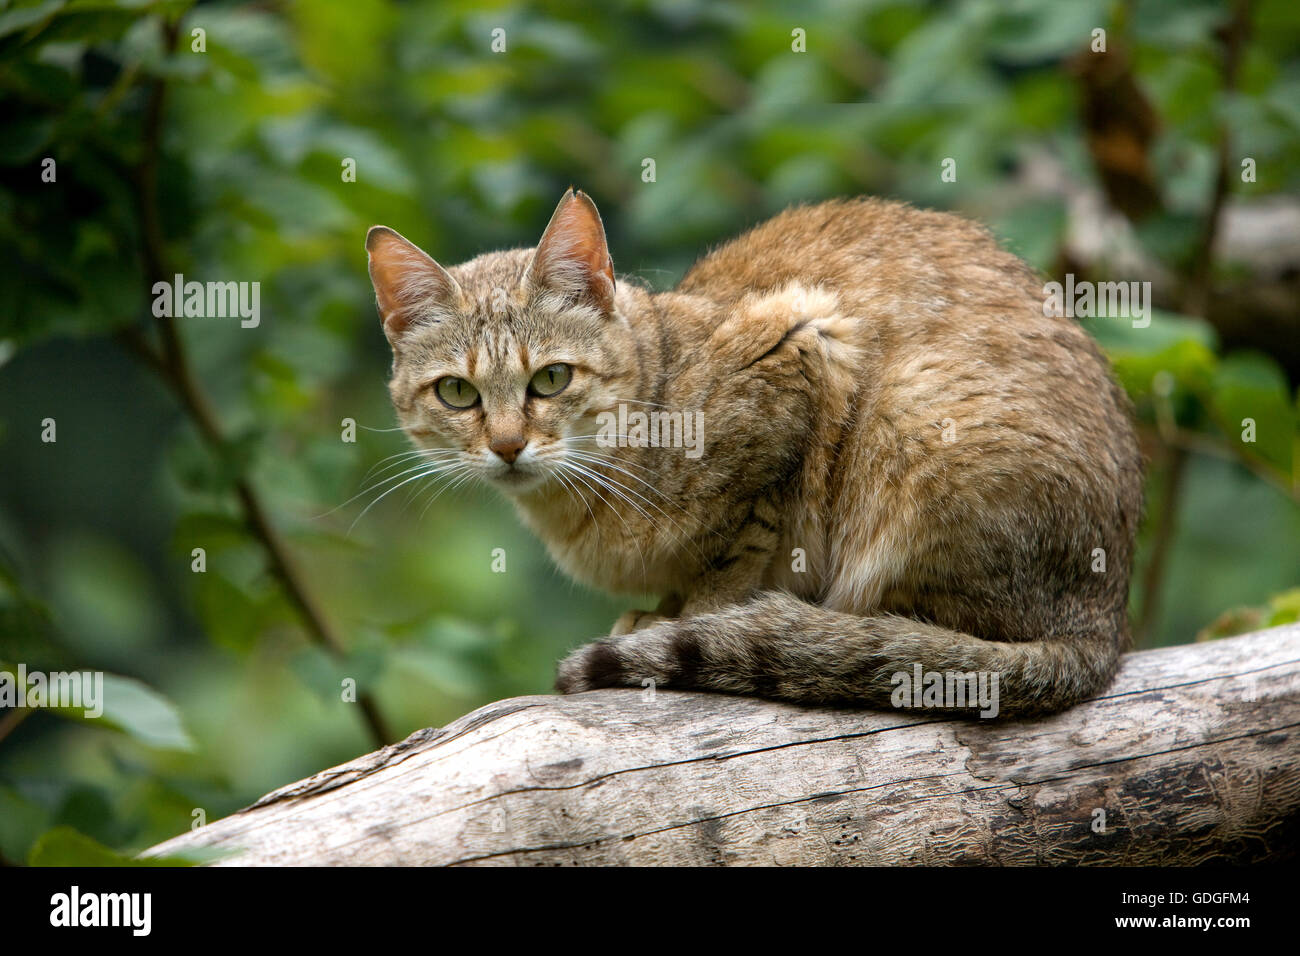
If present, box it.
[148,624,1300,865]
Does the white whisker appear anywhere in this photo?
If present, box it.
[560,461,649,585]
[347,460,468,534]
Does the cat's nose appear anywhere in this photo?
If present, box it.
[489,436,527,465]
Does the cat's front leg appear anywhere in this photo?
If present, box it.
[556,596,770,695]
[605,492,780,636]
[560,497,782,692]
[609,593,683,636]
[556,619,681,694]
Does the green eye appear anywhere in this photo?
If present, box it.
[529,363,572,398]
[435,377,479,409]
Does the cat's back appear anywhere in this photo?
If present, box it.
[675,197,1038,309]
[672,196,1140,560]
[672,197,1118,423]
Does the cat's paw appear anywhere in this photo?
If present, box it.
[555,626,677,694]
[609,609,666,636]
[555,640,626,694]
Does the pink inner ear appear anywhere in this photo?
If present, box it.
[367,228,457,338]
[534,193,615,310]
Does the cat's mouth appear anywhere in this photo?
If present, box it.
[472,443,566,496]
[484,462,550,494]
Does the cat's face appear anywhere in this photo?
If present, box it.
[367,190,635,496]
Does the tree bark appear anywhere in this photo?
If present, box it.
[148,624,1300,865]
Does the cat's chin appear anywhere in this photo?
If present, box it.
[487,469,550,496]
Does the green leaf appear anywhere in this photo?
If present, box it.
[290,642,384,704]
[1209,351,1294,477]
[0,1,64,41]
[47,673,197,753]
[0,784,50,864]
[1083,307,1218,356]
[27,826,193,867]
[191,571,263,652]
[388,617,508,697]
[1266,588,1300,627]
[1086,309,1219,404]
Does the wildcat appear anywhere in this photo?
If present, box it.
[366,188,1142,717]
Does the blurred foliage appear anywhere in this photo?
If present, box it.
[0,0,1297,864]
[1196,586,1300,641]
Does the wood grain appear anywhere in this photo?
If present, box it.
[147,624,1300,865]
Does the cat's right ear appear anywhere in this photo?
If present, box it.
[365,226,461,343]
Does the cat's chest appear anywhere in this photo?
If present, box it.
[767,504,832,600]
[514,495,686,595]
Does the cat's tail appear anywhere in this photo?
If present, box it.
[556,591,1124,718]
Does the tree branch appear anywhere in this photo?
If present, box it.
[145,624,1300,866]
[1135,443,1187,644]
[0,708,31,749]
[1182,0,1253,318]
[124,17,391,746]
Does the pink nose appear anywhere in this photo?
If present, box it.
[490,436,526,464]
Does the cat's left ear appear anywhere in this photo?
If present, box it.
[527,188,616,313]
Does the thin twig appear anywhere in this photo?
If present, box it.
[123,18,391,746]
[0,708,31,748]
[1148,421,1294,500]
[1182,0,1253,319]
[1135,0,1261,639]
[1136,445,1187,643]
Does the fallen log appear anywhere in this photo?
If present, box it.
[148,624,1300,865]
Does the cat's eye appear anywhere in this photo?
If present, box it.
[434,377,479,409]
[529,363,572,398]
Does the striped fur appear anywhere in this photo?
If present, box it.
[367,190,1143,718]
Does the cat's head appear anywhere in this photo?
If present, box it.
[366,189,638,496]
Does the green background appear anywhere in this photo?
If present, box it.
[0,0,1297,864]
